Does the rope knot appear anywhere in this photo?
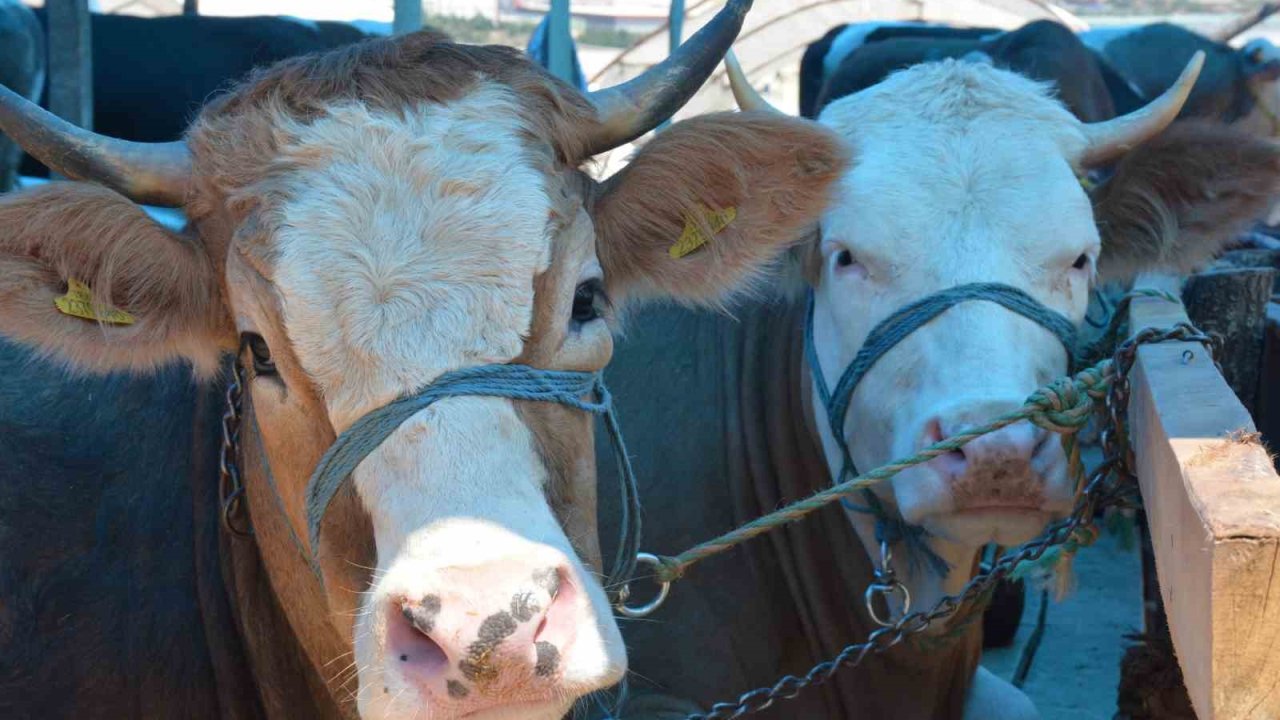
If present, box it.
[1027,377,1093,434]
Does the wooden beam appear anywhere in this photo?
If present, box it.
[1128,275,1280,719]
[45,0,92,133]
[393,0,423,36]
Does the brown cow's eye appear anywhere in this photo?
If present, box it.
[243,333,276,376]
[571,279,606,326]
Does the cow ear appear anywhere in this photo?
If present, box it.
[1091,121,1280,282]
[592,111,848,309]
[0,183,234,376]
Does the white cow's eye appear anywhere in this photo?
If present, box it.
[1072,254,1090,270]
[835,249,855,268]
[571,279,607,325]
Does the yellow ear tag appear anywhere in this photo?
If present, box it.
[54,278,136,326]
[669,205,737,259]
[1078,173,1098,192]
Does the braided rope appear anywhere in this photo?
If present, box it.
[650,362,1112,583]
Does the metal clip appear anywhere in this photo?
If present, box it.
[614,552,672,619]
[865,539,911,627]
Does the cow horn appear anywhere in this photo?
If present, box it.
[0,84,191,207]
[1209,3,1278,43]
[583,0,752,155]
[724,50,785,116]
[1079,51,1204,167]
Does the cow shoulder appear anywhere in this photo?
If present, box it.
[964,667,1039,720]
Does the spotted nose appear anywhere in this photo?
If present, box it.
[385,560,581,710]
[923,408,1051,510]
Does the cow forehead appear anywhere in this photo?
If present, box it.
[817,61,1098,277]
[268,84,558,427]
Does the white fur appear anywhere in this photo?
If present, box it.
[269,84,624,719]
[812,61,1097,608]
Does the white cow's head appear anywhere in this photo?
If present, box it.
[729,52,1280,608]
[0,30,848,719]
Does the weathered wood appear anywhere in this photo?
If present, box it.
[1128,279,1280,719]
[1212,248,1280,294]
[1182,267,1274,415]
[45,0,92,135]
[392,0,423,35]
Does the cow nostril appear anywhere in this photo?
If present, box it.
[391,596,449,676]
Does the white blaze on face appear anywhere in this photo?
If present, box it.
[812,62,1098,561]
[268,84,624,719]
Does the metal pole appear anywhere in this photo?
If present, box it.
[183,0,199,15]
[393,0,424,35]
[660,0,685,129]
[547,0,573,83]
[46,0,92,140]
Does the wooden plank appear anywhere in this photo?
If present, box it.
[1128,275,1280,719]
[45,0,92,134]
[393,0,423,35]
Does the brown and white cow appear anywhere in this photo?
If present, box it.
[581,53,1280,719]
[0,21,849,720]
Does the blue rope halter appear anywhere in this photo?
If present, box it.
[803,282,1077,577]
[249,362,642,603]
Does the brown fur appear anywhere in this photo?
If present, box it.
[594,112,850,309]
[0,182,234,376]
[1093,120,1280,281]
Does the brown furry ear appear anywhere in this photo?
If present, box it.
[0,182,234,376]
[1092,120,1280,282]
[592,111,849,308]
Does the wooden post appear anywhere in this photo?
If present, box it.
[393,0,423,36]
[1127,279,1280,719]
[45,0,92,135]
[546,0,573,84]
[1182,267,1275,416]
[183,0,199,15]
[1259,302,1280,458]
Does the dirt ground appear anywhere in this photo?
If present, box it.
[981,530,1143,719]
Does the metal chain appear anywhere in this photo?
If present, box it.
[219,360,252,538]
[682,321,1215,720]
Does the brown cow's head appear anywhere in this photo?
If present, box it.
[0,29,847,719]
[728,52,1280,614]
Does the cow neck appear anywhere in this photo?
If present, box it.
[730,297,981,718]
[224,394,357,720]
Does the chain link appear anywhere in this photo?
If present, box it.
[219,360,252,538]
[683,322,1215,720]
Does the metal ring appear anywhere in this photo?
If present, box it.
[865,580,911,627]
[614,552,671,619]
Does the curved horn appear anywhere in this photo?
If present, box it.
[0,84,191,206]
[1079,51,1204,167]
[1210,3,1278,43]
[724,50,785,115]
[583,0,752,155]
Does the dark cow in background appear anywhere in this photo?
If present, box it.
[802,20,1118,122]
[799,22,998,118]
[19,11,375,178]
[1084,22,1280,124]
[0,0,42,192]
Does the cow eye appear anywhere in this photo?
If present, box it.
[243,333,276,376]
[571,279,606,325]
[836,249,855,268]
[1072,254,1090,270]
